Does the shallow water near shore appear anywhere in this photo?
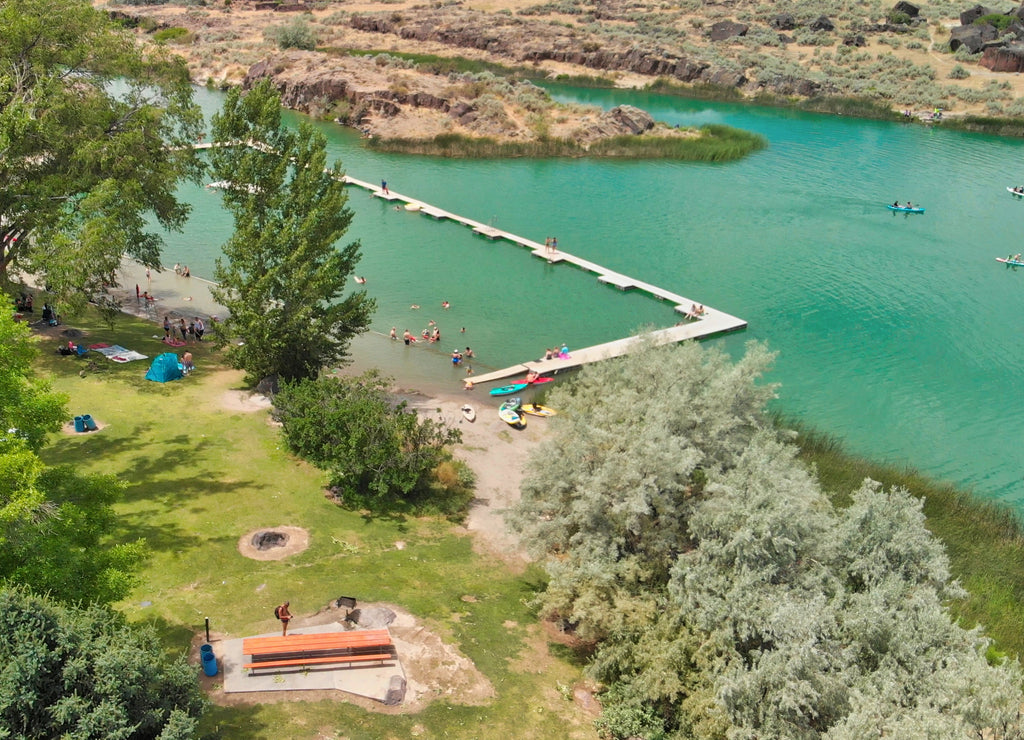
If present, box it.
[156,85,1024,511]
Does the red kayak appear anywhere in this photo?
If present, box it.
[516,376,553,384]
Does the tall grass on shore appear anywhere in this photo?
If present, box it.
[789,419,1024,659]
[942,114,1024,138]
[366,125,765,161]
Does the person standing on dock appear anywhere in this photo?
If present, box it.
[551,237,558,252]
[381,179,389,195]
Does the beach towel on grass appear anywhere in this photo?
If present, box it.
[93,345,148,362]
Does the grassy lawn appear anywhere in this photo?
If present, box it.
[34,310,595,740]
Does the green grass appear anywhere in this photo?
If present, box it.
[322,47,532,78]
[366,126,765,161]
[942,114,1024,138]
[32,308,593,740]
[790,421,1024,659]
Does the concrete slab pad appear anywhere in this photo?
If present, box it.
[219,622,405,702]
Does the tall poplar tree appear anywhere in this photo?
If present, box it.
[0,0,203,311]
[209,80,373,383]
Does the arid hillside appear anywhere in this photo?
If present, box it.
[103,0,1024,119]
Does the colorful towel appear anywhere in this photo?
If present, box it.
[88,343,111,350]
[93,345,148,362]
[162,338,186,347]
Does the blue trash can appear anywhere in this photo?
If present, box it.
[200,643,218,677]
[81,414,97,431]
[73,416,85,433]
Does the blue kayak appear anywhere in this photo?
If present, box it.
[886,204,925,213]
[489,383,528,396]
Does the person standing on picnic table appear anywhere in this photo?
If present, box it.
[276,601,292,636]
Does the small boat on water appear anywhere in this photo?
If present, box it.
[498,399,525,428]
[404,203,422,211]
[489,383,528,397]
[886,204,925,214]
[997,257,1024,267]
[1009,187,1024,197]
[520,403,557,418]
[460,404,476,422]
[515,376,553,385]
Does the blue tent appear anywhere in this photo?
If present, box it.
[145,352,184,383]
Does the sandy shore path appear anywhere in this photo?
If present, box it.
[404,394,549,565]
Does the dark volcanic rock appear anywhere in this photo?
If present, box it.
[810,16,835,32]
[708,20,749,41]
[950,23,999,53]
[893,1,921,17]
[981,43,1024,70]
[769,13,797,30]
[843,34,867,46]
[960,4,996,25]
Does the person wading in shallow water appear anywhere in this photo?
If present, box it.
[275,601,292,636]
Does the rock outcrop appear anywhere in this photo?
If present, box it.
[949,23,1000,52]
[981,43,1024,71]
[348,10,748,90]
[960,4,996,25]
[708,21,748,41]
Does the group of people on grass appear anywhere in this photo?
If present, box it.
[162,315,205,344]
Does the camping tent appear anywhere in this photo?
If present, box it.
[145,352,184,383]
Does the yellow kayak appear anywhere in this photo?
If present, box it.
[520,403,557,417]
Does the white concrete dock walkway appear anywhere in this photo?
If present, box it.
[341,176,747,385]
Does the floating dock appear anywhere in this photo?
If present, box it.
[341,175,747,385]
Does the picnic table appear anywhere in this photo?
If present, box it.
[242,629,395,673]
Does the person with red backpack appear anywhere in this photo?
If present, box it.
[274,601,292,636]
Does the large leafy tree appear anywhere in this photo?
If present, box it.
[511,342,1024,739]
[0,309,67,450]
[0,312,144,604]
[209,80,374,383]
[0,0,203,312]
[0,587,204,739]
[273,371,462,506]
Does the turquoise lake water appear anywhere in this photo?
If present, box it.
[164,85,1024,509]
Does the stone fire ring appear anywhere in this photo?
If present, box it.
[238,526,309,561]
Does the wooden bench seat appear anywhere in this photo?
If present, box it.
[243,629,390,656]
[243,629,395,674]
[244,652,395,672]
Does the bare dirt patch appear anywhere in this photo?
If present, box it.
[219,389,273,413]
[237,526,309,560]
[195,601,494,712]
